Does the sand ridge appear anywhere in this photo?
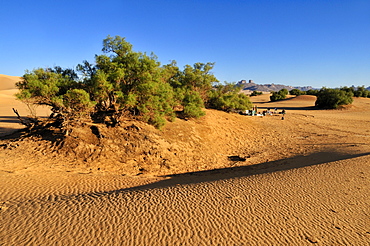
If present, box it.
[1,77,370,245]
[0,74,20,90]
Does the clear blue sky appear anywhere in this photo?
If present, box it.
[1,0,369,88]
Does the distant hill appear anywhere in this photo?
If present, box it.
[237,80,313,93]
[0,74,21,90]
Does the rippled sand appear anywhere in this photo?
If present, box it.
[1,154,369,245]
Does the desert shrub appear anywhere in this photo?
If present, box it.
[16,68,89,117]
[207,83,253,112]
[352,86,370,98]
[63,89,95,117]
[250,91,263,96]
[306,89,319,96]
[340,86,355,94]
[180,91,206,118]
[167,61,219,117]
[315,88,353,109]
[289,88,306,96]
[16,35,222,129]
[270,89,288,101]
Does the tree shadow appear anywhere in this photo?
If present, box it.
[253,96,318,111]
[0,116,25,139]
[0,127,26,140]
[257,106,318,111]
[0,116,23,123]
[0,115,65,141]
[80,150,370,198]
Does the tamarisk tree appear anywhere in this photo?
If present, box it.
[16,35,252,130]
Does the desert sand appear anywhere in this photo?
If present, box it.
[0,74,369,245]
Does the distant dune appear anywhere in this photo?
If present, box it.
[0,74,51,136]
[0,74,21,90]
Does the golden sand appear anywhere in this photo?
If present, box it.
[1,75,369,245]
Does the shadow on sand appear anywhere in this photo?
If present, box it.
[254,96,318,111]
[81,150,370,197]
[0,116,23,124]
[0,116,26,139]
[257,106,317,111]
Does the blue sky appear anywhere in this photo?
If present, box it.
[1,0,369,88]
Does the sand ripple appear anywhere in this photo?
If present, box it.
[1,156,369,245]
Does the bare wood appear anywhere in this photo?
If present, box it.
[12,108,34,128]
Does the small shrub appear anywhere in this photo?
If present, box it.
[270,89,288,101]
[250,91,263,97]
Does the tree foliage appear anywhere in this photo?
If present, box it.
[306,89,319,96]
[353,86,370,98]
[16,68,93,117]
[289,88,306,96]
[207,83,252,112]
[250,91,263,97]
[340,86,370,98]
[270,89,288,101]
[315,88,353,109]
[16,35,251,129]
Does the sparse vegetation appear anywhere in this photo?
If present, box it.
[250,91,263,96]
[16,35,253,130]
[270,89,289,101]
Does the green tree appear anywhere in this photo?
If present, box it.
[16,67,91,117]
[16,35,223,129]
[207,83,252,112]
[289,88,306,96]
[77,35,177,127]
[306,89,319,96]
[270,89,288,101]
[340,86,355,94]
[315,88,353,109]
[353,86,369,98]
[250,91,263,96]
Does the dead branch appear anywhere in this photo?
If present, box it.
[12,108,38,128]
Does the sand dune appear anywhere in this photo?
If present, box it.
[0,75,50,137]
[0,74,20,90]
[1,83,370,245]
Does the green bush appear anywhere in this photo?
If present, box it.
[353,86,370,98]
[270,89,288,101]
[207,83,252,112]
[16,68,84,117]
[16,36,263,129]
[306,89,319,96]
[182,91,205,118]
[289,89,306,96]
[250,91,263,96]
[16,36,224,129]
[315,88,353,109]
[63,89,95,116]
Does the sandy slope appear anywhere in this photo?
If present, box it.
[0,75,50,137]
[0,74,20,90]
[1,79,370,245]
